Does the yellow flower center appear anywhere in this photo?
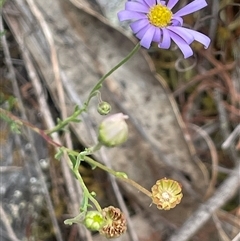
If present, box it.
[147,4,172,27]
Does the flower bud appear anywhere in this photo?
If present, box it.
[97,102,111,115]
[98,113,128,147]
[151,178,183,210]
[84,211,104,231]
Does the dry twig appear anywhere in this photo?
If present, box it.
[1,11,64,241]
[212,213,231,241]
[167,163,240,241]
[232,232,240,241]
[2,2,92,239]
[222,124,240,150]
[173,60,235,97]
[214,90,239,164]
[188,123,219,199]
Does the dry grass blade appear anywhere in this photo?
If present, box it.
[25,0,67,122]
[3,0,209,238]
[1,13,64,241]
[60,69,140,241]
[214,90,239,164]
[173,60,235,97]
[2,3,91,239]
[222,124,240,150]
[217,209,240,230]
[188,124,219,199]
[232,232,240,241]
[212,213,231,241]
[25,0,78,206]
[0,205,21,241]
[167,164,240,241]
[200,51,240,104]
[2,0,239,240]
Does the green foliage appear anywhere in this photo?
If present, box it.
[46,106,82,134]
[0,113,21,134]
[64,212,85,225]
[0,92,17,110]
[68,153,76,166]
[10,121,21,134]
[0,30,6,37]
[54,147,64,160]
[0,0,6,8]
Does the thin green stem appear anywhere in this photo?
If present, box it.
[0,108,62,147]
[73,166,102,212]
[46,43,140,135]
[1,107,152,201]
[87,142,102,153]
[46,109,82,135]
[84,43,141,108]
[84,156,152,198]
[65,147,152,198]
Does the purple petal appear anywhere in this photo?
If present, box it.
[174,0,207,17]
[169,31,193,58]
[126,1,149,13]
[143,0,158,8]
[130,19,149,34]
[118,10,146,21]
[157,0,166,5]
[171,16,183,26]
[152,28,162,42]
[167,26,194,44]
[167,0,179,9]
[136,24,152,39]
[159,28,171,49]
[139,25,156,48]
[181,28,211,48]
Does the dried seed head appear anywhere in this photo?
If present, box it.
[151,178,183,210]
[99,206,127,238]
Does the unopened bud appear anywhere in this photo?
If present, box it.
[97,102,111,115]
[98,113,128,147]
[84,211,104,231]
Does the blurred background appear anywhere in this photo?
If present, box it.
[0,0,239,240]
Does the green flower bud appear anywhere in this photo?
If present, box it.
[116,172,128,179]
[98,113,129,147]
[97,102,111,115]
[84,211,104,231]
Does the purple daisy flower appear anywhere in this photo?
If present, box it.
[118,0,211,58]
